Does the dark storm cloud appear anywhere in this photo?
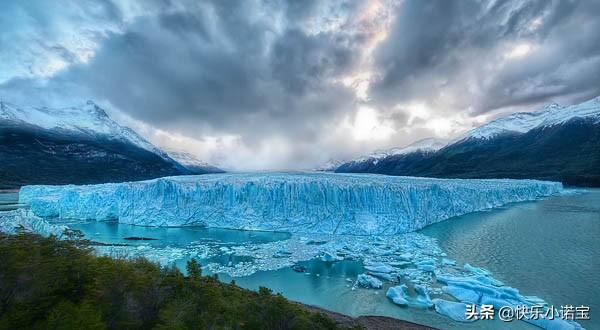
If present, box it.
[27,0,362,142]
[2,0,600,168]
[370,0,600,114]
[477,0,600,111]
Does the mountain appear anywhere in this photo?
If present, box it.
[343,138,447,167]
[0,101,219,188]
[164,149,224,174]
[458,99,599,140]
[335,138,448,173]
[313,159,344,172]
[336,96,600,187]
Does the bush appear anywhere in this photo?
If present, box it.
[0,232,348,330]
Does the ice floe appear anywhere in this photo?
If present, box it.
[355,274,382,289]
[432,299,476,322]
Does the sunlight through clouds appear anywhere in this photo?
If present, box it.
[505,43,534,59]
[1,0,599,170]
[351,106,394,141]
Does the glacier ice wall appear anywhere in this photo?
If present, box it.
[19,173,562,235]
[0,209,67,237]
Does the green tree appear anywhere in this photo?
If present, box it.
[0,232,346,330]
[186,258,201,279]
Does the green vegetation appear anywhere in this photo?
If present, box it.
[0,231,351,330]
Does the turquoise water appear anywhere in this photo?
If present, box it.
[0,192,20,211]
[421,189,600,329]
[3,189,598,329]
[69,221,290,246]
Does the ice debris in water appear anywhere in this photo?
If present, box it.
[364,262,394,273]
[386,285,410,306]
[385,284,432,309]
[435,272,583,329]
[0,208,584,330]
[206,230,580,329]
[19,172,562,235]
[356,274,383,289]
[368,272,394,281]
[321,251,342,262]
[432,299,476,322]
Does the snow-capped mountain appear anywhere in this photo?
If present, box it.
[460,96,600,140]
[0,100,172,161]
[164,149,224,174]
[337,96,600,186]
[315,138,447,172]
[0,101,219,188]
[349,138,448,165]
[313,159,344,172]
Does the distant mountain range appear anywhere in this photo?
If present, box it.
[313,159,345,172]
[336,96,600,187]
[0,101,222,189]
[164,149,225,174]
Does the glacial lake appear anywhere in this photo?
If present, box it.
[3,189,598,329]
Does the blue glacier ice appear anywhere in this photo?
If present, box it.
[321,251,342,262]
[386,284,410,306]
[364,262,394,273]
[357,274,383,289]
[0,209,67,237]
[385,283,433,309]
[19,172,562,235]
[432,299,476,322]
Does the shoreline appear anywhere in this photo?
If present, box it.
[296,302,438,330]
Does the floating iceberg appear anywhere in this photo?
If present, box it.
[364,262,394,273]
[386,285,410,306]
[385,283,433,309]
[321,251,342,262]
[357,274,383,289]
[432,299,476,322]
[19,172,562,235]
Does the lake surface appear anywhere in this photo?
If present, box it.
[421,189,600,329]
[0,192,20,211]
[2,189,598,329]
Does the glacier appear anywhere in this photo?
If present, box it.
[0,209,67,237]
[19,172,562,235]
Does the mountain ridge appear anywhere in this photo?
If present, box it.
[0,101,222,188]
[336,96,600,186]
[164,149,225,174]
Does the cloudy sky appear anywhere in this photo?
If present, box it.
[1,0,599,170]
